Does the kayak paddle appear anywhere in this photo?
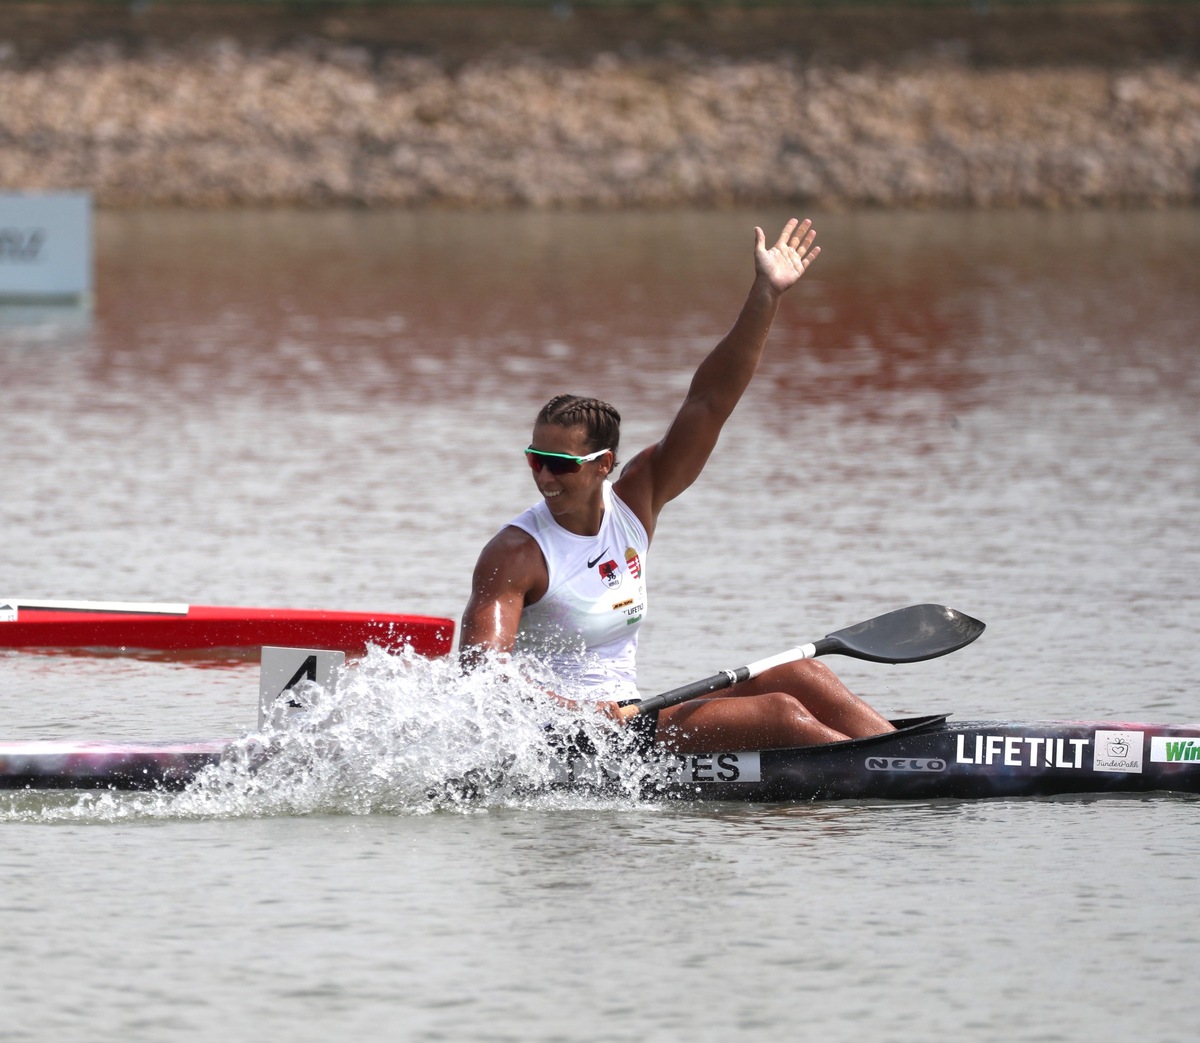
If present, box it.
[635,603,984,716]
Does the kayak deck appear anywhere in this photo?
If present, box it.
[4,715,1200,801]
[645,715,1200,802]
[0,600,455,658]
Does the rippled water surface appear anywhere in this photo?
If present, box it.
[1,209,1198,1041]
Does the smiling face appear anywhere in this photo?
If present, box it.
[527,421,613,531]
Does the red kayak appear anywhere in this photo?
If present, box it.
[0,599,454,658]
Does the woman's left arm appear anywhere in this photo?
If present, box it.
[615,218,820,528]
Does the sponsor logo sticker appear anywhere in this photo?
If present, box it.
[956,733,1091,769]
[1092,729,1144,773]
[1150,736,1200,764]
[597,560,621,589]
[660,752,761,784]
[0,603,16,623]
[865,757,947,772]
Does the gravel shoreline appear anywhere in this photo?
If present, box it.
[2,4,1199,208]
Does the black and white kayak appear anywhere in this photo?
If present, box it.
[3,714,1199,801]
[2,606,1197,802]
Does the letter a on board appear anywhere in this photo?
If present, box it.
[258,646,345,728]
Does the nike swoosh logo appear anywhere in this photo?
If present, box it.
[587,549,610,569]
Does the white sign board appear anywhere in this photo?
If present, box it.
[258,646,345,729]
[0,193,92,300]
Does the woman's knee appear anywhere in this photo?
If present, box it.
[753,691,847,745]
[760,658,837,695]
[755,690,817,727]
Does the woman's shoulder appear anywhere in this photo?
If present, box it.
[481,522,541,558]
[470,523,547,596]
[612,447,656,542]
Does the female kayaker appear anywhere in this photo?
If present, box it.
[460,218,895,754]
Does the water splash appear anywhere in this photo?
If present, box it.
[0,647,659,823]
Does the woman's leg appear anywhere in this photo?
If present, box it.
[656,691,847,754]
[654,660,893,753]
[730,660,895,738]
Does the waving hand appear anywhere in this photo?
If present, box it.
[755,217,820,294]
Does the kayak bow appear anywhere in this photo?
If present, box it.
[0,599,454,658]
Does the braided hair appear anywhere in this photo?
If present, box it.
[535,394,621,464]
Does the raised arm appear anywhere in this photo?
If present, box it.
[614,219,820,531]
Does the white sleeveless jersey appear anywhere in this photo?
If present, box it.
[509,481,648,697]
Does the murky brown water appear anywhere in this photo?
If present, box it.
[1,208,1198,1041]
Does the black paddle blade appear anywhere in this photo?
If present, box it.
[814,604,985,664]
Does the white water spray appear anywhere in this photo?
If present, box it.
[0,646,662,823]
